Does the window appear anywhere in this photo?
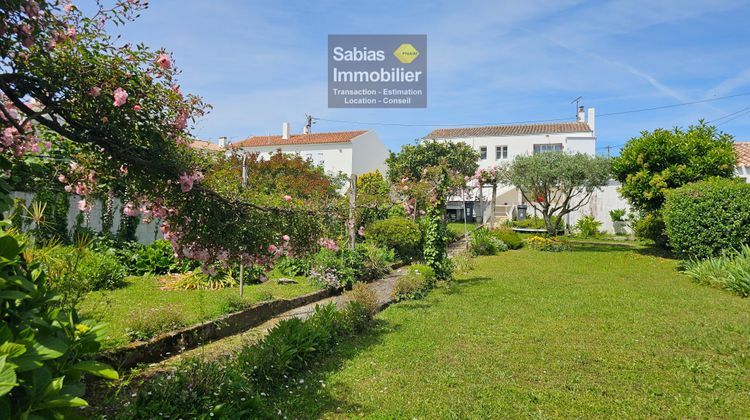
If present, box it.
[533,143,563,154]
[316,152,324,166]
[305,153,313,161]
[496,145,508,160]
[479,146,487,160]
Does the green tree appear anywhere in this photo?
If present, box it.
[612,122,737,213]
[355,170,391,229]
[507,152,611,236]
[387,141,479,279]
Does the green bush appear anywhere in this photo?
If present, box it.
[609,209,627,222]
[354,242,395,281]
[633,212,668,246]
[127,359,264,418]
[469,228,508,256]
[125,306,187,342]
[276,255,310,276]
[574,216,602,239]
[1,229,118,417]
[131,239,175,275]
[664,179,750,259]
[367,216,422,261]
[309,248,356,289]
[490,227,523,249]
[393,264,436,301]
[77,250,127,290]
[682,245,750,297]
[511,216,564,230]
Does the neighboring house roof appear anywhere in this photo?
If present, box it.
[425,122,592,139]
[234,130,368,148]
[189,140,223,151]
[735,142,750,166]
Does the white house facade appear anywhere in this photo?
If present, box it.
[734,142,750,182]
[233,124,389,178]
[423,107,630,232]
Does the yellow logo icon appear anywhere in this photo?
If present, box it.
[393,43,420,64]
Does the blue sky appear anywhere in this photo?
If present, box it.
[105,0,750,153]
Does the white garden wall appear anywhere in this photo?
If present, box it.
[9,191,162,245]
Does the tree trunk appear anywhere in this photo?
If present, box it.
[489,183,497,229]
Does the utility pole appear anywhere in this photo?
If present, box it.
[570,96,582,117]
[348,174,357,250]
[606,145,611,158]
[304,114,314,134]
[239,152,247,297]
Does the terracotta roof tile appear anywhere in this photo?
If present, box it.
[425,122,592,139]
[234,130,368,147]
[189,140,222,151]
[735,142,750,166]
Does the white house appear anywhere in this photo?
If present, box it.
[423,107,631,232]
[734,142,750,182]
[233,123,389,178]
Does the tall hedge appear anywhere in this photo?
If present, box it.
[663,178,750,259]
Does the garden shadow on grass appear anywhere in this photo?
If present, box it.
[265,319,397,418]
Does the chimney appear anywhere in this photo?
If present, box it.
[586,107,596,133]
[577,106,585,122]
[218,136,228,149]
[282,122,290,140]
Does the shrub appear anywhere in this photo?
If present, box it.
[128,359,264,418]
[367,216,422,261]
[276,255,310,276]
[221,295,255,313]
[682,245,750,297]
[469,228,508,256]
[354,242,395,281]
[131,239,175,275]
[490,227,523,249]
[664,178,750,259]
[125,306,187,342]
[77,250,128,290]
[574,216,602,239]
[309,248,356,289]
[512,216,565,230]
[125,302,373,418]
[393,264,436,301]
[633,212,668,246]
[609,209,627,222]
[1,229,118,417]
[347,283,380,316]
[526,236,570,252]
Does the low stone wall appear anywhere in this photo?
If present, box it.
[99,288,335,370]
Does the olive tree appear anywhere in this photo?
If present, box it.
[507,152,611,236]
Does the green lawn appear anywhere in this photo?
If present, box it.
[79,274,320,349]
[268,245,750,418]
[447,221,478,236]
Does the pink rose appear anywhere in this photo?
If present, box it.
[133,104,141,111]
[282,235,290,242]
[89,86,101,97]
[113,87,128,107]
[57,174,66,183]
[283,195,292,202]
[123,202,139,217]
[155,53,171,70]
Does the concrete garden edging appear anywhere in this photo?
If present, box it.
[98,287,336,370]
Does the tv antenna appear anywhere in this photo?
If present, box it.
[570,96,582,116]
